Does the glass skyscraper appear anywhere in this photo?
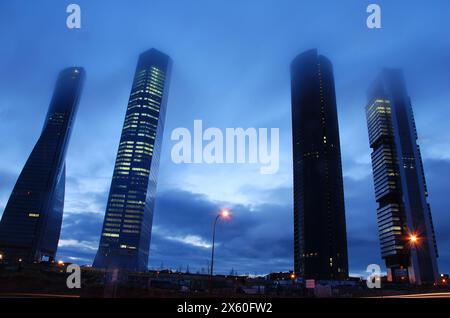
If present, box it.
[93,49,172,272]
[0,67,85,263]
[366,69,439,285]
[291,49,349,280]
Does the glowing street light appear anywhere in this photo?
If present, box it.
[409,234,418,244]
[209,209,231,293]
[220,209,230,219]
[57,260,65,266]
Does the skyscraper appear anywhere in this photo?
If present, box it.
[0,67,85,263]
[366,69,439,285]
[93,49,172,272]
[290,49,348,280]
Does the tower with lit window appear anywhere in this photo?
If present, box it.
[93,49,172,272]
[0,67,85,263]
[291,49,349,280]
[366,69,439,285]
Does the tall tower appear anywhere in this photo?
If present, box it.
[366,69,439,285]
[0,67,85,263]
[93,49,172,272]
[291,49,348,280]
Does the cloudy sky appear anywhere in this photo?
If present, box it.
[0,0,449,277]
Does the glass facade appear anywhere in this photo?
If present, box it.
[291,49,349,280]
[93,49,172,272]
[366,69,439,284]
[0,68,85,263]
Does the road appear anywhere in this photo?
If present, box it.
[380,292,450,298]
[0,293,80,298]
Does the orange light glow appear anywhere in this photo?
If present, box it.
[220,209,230,219]
[57,260,65,266]
[409,235,418,243]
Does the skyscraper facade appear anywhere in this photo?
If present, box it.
[0,67,85,263]
[291,49,349,280]
[366,69,439,285]
[93,49,172,272]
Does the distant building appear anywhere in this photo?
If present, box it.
[266,272,296,281]
[0,68,85,263]
[366,69,439,284]
[93,49,172,272]
[290,49,349,280]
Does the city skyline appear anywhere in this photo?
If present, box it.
[0,1,449,277]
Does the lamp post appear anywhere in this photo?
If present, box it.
[209,209,230,293]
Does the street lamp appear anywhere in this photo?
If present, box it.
[209,209,231,292]
[409,234,418,243]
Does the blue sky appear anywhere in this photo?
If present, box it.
[0,0,449,276]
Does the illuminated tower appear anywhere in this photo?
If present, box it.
[0,67,85,263]
[93,49,172,272]
[366,69,439,284]
[291,49,349,280]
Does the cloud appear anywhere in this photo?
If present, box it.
[22,156,450,277]
[64,175,109,216]
[165,234,212,249]
[58,239,97,251]
[56,211,104,263]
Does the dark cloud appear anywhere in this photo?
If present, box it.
[52,178,394,276]
[56,212,103,263]
[150,189,293,274]
[16,157,450,276]
[52,187,294,274]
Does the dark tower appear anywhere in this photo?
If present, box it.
[366,69,439,284]
[291,49,348,280]
[93,49,172,272]
[0,67,85,263]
